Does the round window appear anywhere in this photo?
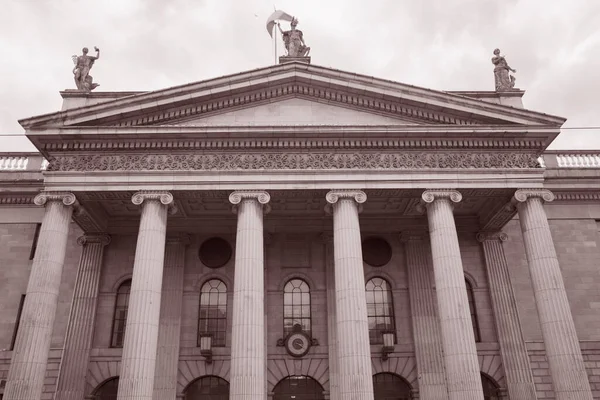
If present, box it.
[362,237,392,267]
[199,237,232,268]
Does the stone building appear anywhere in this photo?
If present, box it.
[0,60,599,400]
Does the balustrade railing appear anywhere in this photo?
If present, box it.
[0,153,48,171]
[541,151,600,168]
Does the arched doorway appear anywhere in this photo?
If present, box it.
[481,373,500,400]
[373,373,412,400]
[184,375,229,400]
[93,377,119,400]
[273,375,325,400]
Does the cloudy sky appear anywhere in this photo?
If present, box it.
[1,0,599,151]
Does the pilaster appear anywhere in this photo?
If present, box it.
[402,232,449,400]
[326,190,374,400]
[514,189,593,400]
[117,191,176,400]
[4,192,76,400]
[420,190,484,400]
[477,231,537,400]
[229,190,270,400]
[321,232,339,400]
[153,234,191,400]
[55,234,111,400]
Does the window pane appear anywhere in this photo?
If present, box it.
[199,279,227,347]
[111,280,131,348]
[283,279,311,337]
[365,277,396,345]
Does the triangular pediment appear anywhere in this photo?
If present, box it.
[19,62,566,130]
[172,98,419,126]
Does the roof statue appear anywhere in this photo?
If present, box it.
[71,46,100,92]
[492,48,517,92]
[266,10,310,58]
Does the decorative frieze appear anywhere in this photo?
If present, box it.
[46,151,540,172]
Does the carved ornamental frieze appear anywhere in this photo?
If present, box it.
[46,151,540,172]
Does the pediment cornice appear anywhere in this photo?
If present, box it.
[20,62,566,130]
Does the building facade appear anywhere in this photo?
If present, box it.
[0,61,599,400]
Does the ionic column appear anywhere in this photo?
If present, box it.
[4,192,76,400]
[117,191,176,400]
[55,233,111,400]
[153,234,190,400]
[402,232,448,400]
[322,233,340,400]
[477,231,537,400]
[228,191,270,400]
[420,190,483,400]
[325,190,374,400]
[514,189,593,400]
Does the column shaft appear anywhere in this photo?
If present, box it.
[327,190,374,400]
[55,234,111,400]
[153,236,189,400]
[324,234,340,400]
[117,192,174,400]
[478,232,537,400]
[422,190,483,400]
[229,191,270,400]
[515,190,593,400]
[404,235,449,400]
[4,192,76,400]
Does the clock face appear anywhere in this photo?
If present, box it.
[285,332,311,358]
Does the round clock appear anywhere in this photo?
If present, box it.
[285,331,311,358]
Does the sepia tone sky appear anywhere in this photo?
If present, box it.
[1,0,599,151]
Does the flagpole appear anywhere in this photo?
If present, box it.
[274,26,277,64]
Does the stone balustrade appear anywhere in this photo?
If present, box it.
[0,153,48,170]
[541,151,600,168]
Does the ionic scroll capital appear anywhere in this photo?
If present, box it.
[512,189,555,204]
[228,190,271,214]
[131,191,177,214]
[421,189,462,204]
[34,191,77,207]
[324,190,367,214]
[77,234,111,247]
[476,231,508,243]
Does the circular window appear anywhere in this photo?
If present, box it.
[199,237,232,268]
[362,237,392,267]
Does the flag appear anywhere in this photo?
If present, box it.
[266,10,294,37]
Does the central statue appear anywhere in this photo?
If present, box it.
[277,17,310,57]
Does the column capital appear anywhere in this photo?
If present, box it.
[34,191,77,207]
[399,231,429,243]
[320,232,334,244]
[421,189,462,204]
[476,231,508,243]
[325,190,367,205]
[166,233,192,246]
[513,189,555,204]
[132,191,177,214]
[77,233,111,247]
[229,190,271,214]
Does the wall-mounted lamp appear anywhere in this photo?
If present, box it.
[199,334,213,364]
[381,331,395,361]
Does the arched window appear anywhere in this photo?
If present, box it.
[283,279,311,337]
[373,373,411,400]
[111,280,131,348]
[198,279,227,347]
[184,376,229,400]
[481,373,500,400]
[466,279,481,342]
[93,377,119,400]
[273,376,325,400]
[365,277,396,345]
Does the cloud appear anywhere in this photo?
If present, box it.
[1,0,599,151]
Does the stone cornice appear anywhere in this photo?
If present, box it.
[552,192,600,201]
[0,196,35,205]
[45,151,541,172]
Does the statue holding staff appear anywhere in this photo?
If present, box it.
[277,17,310,57]
[72,46,100,92]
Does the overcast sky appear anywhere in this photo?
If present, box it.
[1,0,599,152]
